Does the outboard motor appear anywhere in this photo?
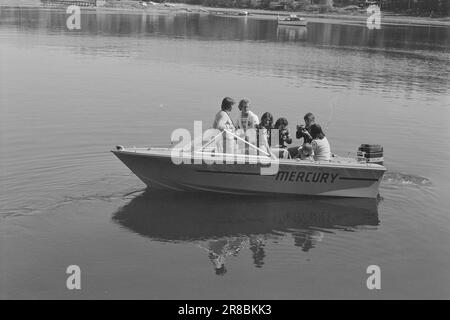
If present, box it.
[357,144,383,165]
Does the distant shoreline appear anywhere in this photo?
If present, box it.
[1,0,449,27]
[184,3,450,27]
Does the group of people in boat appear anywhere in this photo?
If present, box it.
[212,97,331,161]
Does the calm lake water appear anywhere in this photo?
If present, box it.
[1,6,449,299]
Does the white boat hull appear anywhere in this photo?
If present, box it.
[112,148,386,198]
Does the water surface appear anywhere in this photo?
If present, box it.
[1,7,449,299]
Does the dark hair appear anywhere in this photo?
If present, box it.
[274,117,288,129]
[259,112,273,128]
[304,112,315,122]
[221,97,235,111]
[310,124,325,140]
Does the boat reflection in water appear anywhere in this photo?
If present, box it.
[276,24,308,42]
[112,191,379,275]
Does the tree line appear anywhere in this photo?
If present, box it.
[377,0,448,16]
[159,0,448,16]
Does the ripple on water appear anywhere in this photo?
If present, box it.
[382,172,432,187]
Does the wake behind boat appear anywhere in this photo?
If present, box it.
[112,130,385,198]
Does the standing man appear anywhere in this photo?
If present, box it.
[213,97,236,131]
[212,97,236,153]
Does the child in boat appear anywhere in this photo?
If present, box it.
[257,112,274,144]
[272,117,292,159]
[274,117,293,149]
[256,112,275,157]
[235,99,259,152]
[310,124,331,161]
[297,143,314,161]
[236,98,259,131]
[257,112,273,131]
[289,112,315,158]
[296,112,315,144]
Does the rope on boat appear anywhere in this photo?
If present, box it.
[224,129,272,158]
[197,129,273,158]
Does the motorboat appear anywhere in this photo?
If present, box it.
[112,130,386,198]
[210,10,250,17]
[278,14,307,27]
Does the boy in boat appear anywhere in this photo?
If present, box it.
[288,112,315,158]
[273,117,292,158]
[235,99,259,153]
[274,117,292,148]
[296,112,314,143]
[236,98,259,131]
[296,143,314,161]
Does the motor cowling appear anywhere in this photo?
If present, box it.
[357,144,383,165]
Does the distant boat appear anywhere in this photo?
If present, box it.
[278,14,307,27]
[210,10,250,17]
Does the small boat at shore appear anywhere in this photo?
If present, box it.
[112,130,386,198]
[210,10,250,17]
[278,14,307,27]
